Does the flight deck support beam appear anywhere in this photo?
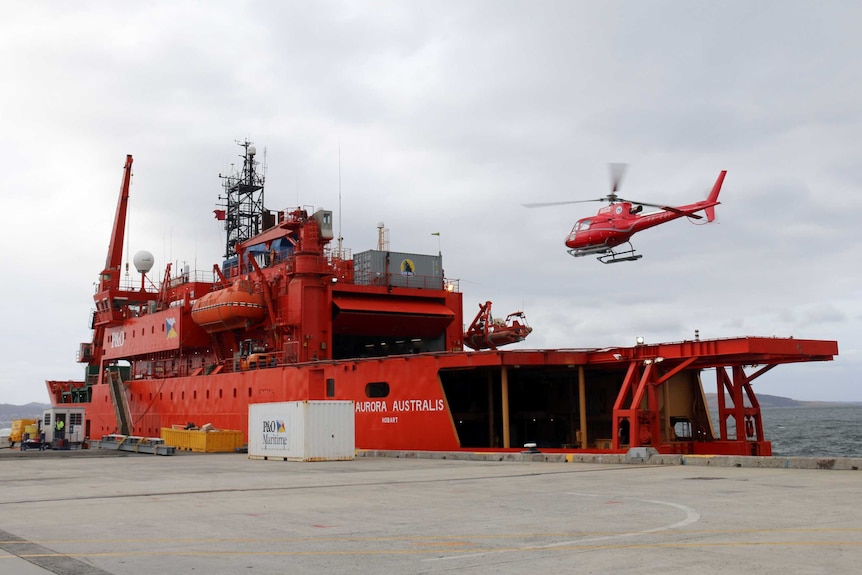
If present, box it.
[578,366,587,449]
[716,364,775,455]
[486,371,495,448]
[501,366,510,449]
[612,361,639,450]
[613,357,697,450]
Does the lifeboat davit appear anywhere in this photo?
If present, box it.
[191,281,266,333]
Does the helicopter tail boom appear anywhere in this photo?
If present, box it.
[704,170,726,222]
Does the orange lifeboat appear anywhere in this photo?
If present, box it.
[463,301,532,351]
[191,281,266,333]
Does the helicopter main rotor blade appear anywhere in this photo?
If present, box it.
[609,163,628,194]
[522,198,605,208]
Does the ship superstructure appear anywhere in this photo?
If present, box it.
[47,144,838,456]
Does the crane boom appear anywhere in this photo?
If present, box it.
[101,155,133,289]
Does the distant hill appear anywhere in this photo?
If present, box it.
[705,393,861,409]
[0,403,51,427]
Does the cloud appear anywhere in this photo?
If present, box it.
[0,1,859,404]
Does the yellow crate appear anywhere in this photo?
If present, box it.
[10,419,39,442]
[161,428,244,453]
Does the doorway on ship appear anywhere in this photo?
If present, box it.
[440,366,624,449]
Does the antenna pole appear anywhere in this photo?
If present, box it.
[337,144,343,258]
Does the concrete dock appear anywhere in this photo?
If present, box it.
[1,448,860,574]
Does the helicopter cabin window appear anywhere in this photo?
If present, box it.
[574,220,591,232]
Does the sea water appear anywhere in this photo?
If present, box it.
[759,405,862,458]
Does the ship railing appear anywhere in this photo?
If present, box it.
[115,276,160,293]
[350,271,460,291]
[139,260,462,294]
[220,254,340,282]
[224,349,292,373]
[113,269,219,293]
[163,269,220,288]
[325,246,353,262]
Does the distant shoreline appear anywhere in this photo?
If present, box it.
[0,402,50,428]
[705,393,862,409]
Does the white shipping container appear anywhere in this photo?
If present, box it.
[248,401,355,461]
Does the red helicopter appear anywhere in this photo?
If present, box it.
[524,164,727,263]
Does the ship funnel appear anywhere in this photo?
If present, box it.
[133,250,155,274]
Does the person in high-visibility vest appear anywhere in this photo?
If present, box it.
[55,419,65,441]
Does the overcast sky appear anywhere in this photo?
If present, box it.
[1,1,859,405]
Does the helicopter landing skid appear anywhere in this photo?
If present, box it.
[596,244,642,264]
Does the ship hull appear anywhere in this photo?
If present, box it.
[87,353,463,451]
[50,337,839,456]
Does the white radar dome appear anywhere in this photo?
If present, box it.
[133,250,155,274]
[248,145,256,156]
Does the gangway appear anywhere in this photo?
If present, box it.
[106,369,132,435]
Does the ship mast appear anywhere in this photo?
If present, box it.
[218,140,266,259]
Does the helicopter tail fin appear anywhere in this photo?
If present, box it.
[704,170,726,222]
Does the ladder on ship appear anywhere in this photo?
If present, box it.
[106,369,133,436]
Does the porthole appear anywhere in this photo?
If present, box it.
[365,382,390,398]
